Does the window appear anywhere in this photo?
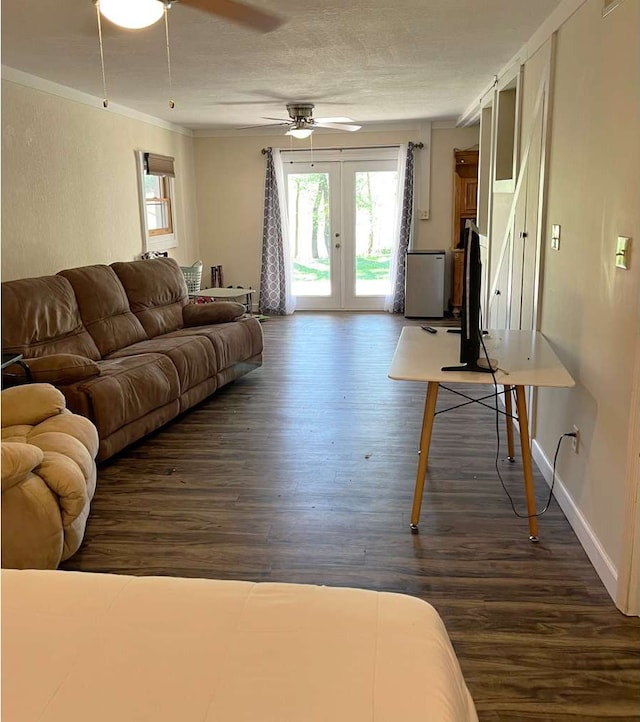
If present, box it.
[144,174,173,236]
[136,150,177,253]
[492,67,523,193]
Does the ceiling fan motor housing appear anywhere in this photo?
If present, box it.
[286,103,315,122]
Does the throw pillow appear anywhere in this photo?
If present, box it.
[4,354,101,386]
[183,302,245,327]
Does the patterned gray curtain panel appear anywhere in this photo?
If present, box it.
[389,142,416,314]
[259,148,288,315]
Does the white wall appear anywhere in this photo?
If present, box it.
[1,75,479,305]
[417,125,480,251]
[534,0,639,584]
[478,0,639,603]
[193,125,478,294]
[1,79,199,281]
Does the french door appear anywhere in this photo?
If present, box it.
[284,159,398,310]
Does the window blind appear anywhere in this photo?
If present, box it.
[144,153,175,177]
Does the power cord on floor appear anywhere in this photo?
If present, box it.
[478,314,575,519]
[496,427,575,519]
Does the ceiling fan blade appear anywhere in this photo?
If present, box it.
[314,122,362,132]
[262,117,292,122]
[314,117,355,123]
[180,0,283,33]
[237,122,289,129]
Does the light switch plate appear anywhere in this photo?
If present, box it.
[551,224,561,251]
[616,236,631,269]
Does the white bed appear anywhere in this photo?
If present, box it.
[1,569,477,721]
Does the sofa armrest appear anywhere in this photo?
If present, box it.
[182,302,245,327]
[1,384,67,428]
[3,354,100,386]
[1,442,45,492]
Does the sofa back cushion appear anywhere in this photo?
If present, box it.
[1,276,101,360]
[110,258,188,338]
[58,265,148,356]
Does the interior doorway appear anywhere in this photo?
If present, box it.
[284,159,398,310]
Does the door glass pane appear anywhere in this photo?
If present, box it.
[354,170,397,296]
[288,173,331,297]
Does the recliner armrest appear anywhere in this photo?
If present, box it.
[182,302,245,327]
[1,442,44,492]
[1,383,67,427]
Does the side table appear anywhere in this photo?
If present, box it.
[189,287,256,315]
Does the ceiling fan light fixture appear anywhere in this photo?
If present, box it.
[98,0,165,30]
[287,127,314,139]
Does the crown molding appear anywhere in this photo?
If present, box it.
[1,66,194,137]
[457,0,589,127]
[431,119,460,129]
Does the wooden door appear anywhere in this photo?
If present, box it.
[451,149,478,315]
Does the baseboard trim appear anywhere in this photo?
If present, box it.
[532,440,618,602]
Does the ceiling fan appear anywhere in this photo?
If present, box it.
[243,103,362,138]
[97,0,283,33]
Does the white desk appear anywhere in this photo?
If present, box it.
[189,287,255,313]
[389,327,575,540]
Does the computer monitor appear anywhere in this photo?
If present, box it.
[442,221,496,373]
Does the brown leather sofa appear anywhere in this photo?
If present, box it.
[1,258,263,461]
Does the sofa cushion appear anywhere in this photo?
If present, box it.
[106,336,215,393]
[58,265,148,356]
[166,317,264,372]
[60,354,180,440]
[111,258,188,338]
[1,276,101,360]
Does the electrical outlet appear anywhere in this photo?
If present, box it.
[572,425,580,453]
[551,224,561,251]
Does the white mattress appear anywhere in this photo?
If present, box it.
[1,569,477,722]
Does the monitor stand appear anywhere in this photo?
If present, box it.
[441,357,498,373]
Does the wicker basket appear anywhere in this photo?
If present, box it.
[180,261,203,294]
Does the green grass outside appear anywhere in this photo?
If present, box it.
[294,254,391,282]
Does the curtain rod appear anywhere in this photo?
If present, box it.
[261,142,424,154]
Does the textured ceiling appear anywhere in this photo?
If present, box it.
[1,0,561,131]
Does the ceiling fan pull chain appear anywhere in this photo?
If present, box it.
[164,4,175,109]
[94,1,109,108]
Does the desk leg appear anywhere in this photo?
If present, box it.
[410,381,439,533]
[514,385,539,542]
[504,385,515,462]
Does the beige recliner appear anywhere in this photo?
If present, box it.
[1,383,99,569]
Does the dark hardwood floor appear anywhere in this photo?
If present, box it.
[62,312,640,721]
